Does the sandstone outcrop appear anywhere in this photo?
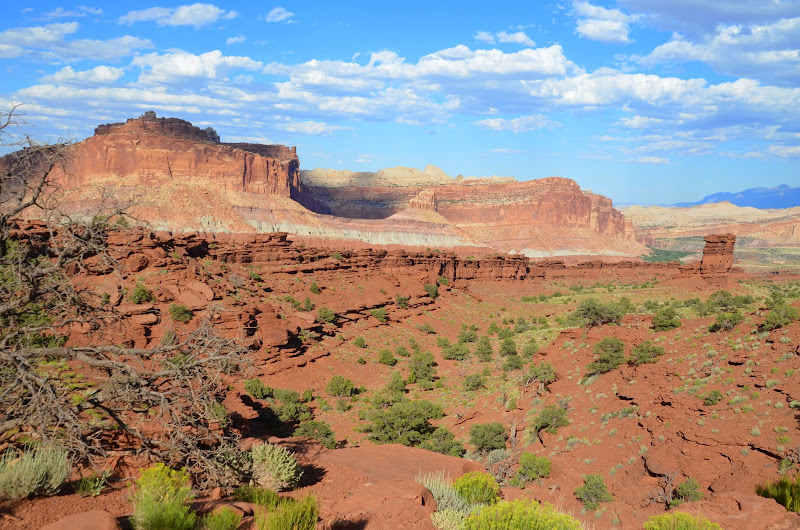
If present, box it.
[4,114,643,257]
[51,112,304,201]
[700,233,736,276]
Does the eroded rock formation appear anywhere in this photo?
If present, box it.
[700,233,736,276]
[52,112,304,201]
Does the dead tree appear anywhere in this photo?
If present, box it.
[0,107,251,489]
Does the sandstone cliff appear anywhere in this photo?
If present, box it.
[5,114,644,258]
[53,112,304,201]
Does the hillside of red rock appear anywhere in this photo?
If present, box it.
[4,224,800,529]
[2,113,644,258]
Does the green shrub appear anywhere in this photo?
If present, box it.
[644,512,722,529]
[370,307,388,323]
[431,509,467,530]
[353,336,367,348]
[652,306,681,331]
[671,477,703,507]
[532,404,569,434]
[438,276,450,285]
[331,252,343,260]
[131,464,195,530]
[317,307,336,323]
[232,484,280,508]
[499,337,518,356]
[630,341,666,365]
[168,303,193,323]
[293,420,337,449]
[395,345,410,357]
[503,355,524,371]
[703,390,724,406]
[424,283,439,299]
[198,506,242,530]
[469,422,506,453]
[442,342,470,361]
[209,401,230,429]
[463,498,582,529]
[251,443,303,492]
[309,282,321,294]
[378,349,398,366]
[326,375,355,397]
[408,350,436,384]
[570,298,626,327]
[453,471,500,505]
[420,427,465,457]
[528,362,557,387]
[257,495,318,530]
[474,336,493,362]
[0,445,70,500]
[517,453,551,484]
[586,337,625,376]
[366,400,444,446]
[75,470,110,497]
[574,474,613,510]
[273,388,301,404]
[763,304,799,331]
[522,338,539,357]
[244,378,273,399]
[697,290,753,316]
[709,310,744,332]
[458,324,479,343]
[756,473,800,512]
[417,470,471,515]
[395,294,410,309]
[464,373,486,391]
[129,283,155,304]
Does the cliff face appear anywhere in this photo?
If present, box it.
[5,114,641,257]
[53,114,304,201]
[300,168,636,254]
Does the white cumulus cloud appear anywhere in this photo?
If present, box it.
[42,65,125,84]
[133,50,263,83]
[264,7,295,23]
[119,3,237,28]
[474,114,557,133]
[474,30,535,47]
[573,1,640,44]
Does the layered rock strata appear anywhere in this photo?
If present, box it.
[52,112,304,201]
[700,233,736,276]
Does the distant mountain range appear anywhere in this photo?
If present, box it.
[673,184,800,209]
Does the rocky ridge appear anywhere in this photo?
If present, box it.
[7,113,646,258]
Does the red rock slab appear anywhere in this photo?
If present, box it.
[40,510,121,530]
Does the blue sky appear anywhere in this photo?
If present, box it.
[1,1,799,204]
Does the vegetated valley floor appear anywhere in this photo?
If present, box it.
[5,236,800,529]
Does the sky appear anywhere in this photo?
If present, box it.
[1,1,799,205]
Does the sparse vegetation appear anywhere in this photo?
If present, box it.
[0,445,70,500]
[424,283,439,299]
[129,282,155,304]
[469,422,506,453]
[644,512,722,529]
[453,471,500,505]
[586,337,626,376]
[251,443,303,492]
[325,375,355,397]
[463,498,582,529]
[575,473,613,510]
[131,464,196,530]
[532,404,570,434]
[168,303,193,323]
[756,473,800,512]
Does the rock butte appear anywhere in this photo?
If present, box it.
[3,112,644,258]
